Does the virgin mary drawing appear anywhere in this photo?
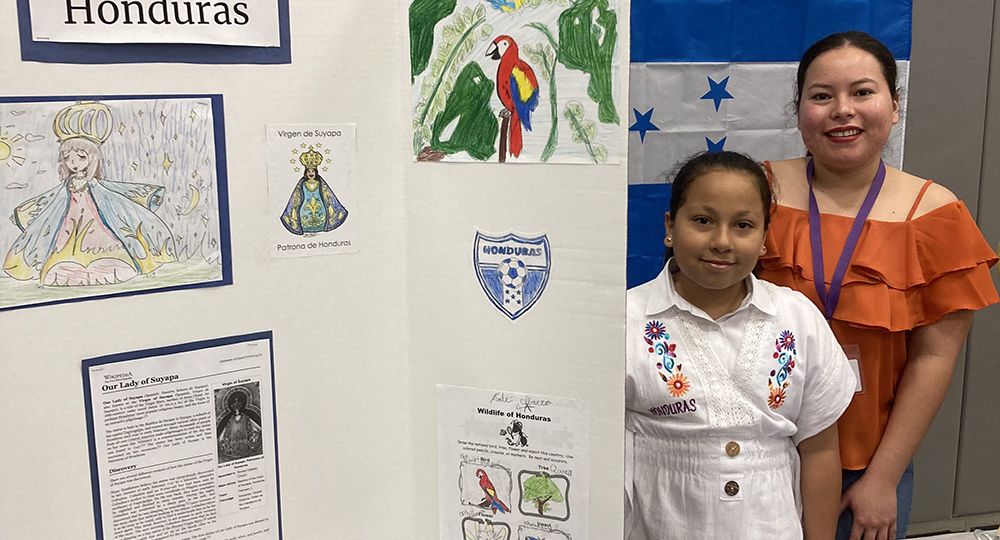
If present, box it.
[3,102,176,287]
[279,146,348,235]
[217,386,263,463]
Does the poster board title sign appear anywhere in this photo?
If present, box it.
[29,0,281,46]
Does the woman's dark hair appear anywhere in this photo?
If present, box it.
[664,151,773,261]
[794,31,899,109]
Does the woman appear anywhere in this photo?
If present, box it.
[759,31,999,539]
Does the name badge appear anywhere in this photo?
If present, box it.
[843,344,864,393]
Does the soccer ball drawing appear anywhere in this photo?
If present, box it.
[498,257,527,289]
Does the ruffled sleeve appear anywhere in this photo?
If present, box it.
[760,202,999,332]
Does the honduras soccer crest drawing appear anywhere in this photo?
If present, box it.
[474,232,551,320]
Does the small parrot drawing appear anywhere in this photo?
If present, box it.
[486,35,540,159]
[485,0,522,12]
[475,468,510,514]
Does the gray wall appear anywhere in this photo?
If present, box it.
[905,0,1000,530]
[954,0,1000,520]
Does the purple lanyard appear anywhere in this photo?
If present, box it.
[807,158,886,320]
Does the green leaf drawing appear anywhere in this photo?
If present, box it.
[413,6,489,154]
[521,473,565,515]
[558,0,619,124]
[563,101,607,163]
[429,62,499,161]
[525,22,560,162]
[409,0,458,82]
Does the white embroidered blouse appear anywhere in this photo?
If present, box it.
[626,264,856,446]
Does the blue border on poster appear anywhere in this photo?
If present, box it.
[82,331,282,540]
[0,93,233,312]
[17,0,291,64]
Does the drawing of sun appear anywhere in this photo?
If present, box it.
[0,129,26,169]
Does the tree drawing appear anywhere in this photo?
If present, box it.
[427,62,499,161]
[409,0,458,81]
[412,4,492,157]
[521,473,565,516]
[557,0,618,124]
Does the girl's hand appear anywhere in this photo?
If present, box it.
[841,472,897,540]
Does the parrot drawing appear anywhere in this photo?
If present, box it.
[475,468,510,514]
[486,35,540,160]
[485,0,523,12]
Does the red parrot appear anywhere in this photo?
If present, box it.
[475,468,510,514]
[486,35,540,159]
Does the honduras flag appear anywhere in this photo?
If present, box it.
[627,0,913,288]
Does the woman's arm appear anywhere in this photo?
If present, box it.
[841,310,973,540]
[800,423,842,540]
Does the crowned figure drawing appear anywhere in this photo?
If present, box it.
[3,102,176,287]
[279,146,348,236]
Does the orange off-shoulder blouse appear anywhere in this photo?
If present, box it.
[759,200,999,469]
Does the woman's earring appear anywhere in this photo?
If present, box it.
[666,235,672,243]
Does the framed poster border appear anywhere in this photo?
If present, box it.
[0,93,233,312]
[16,0,292,64]
[81,331,282,540]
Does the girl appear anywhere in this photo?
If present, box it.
[626,151,856,539]
[759,32,998,539]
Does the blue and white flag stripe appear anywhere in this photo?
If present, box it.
[631,0,911,63]
[627,0,913,288]
[629,62,910,184]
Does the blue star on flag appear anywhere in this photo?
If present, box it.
[629,107,660,143]
[700,76,734,111]
[705,136,727,153]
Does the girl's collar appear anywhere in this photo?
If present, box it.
[643,258,770,321]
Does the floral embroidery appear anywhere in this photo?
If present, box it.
[778,330,796,353]
[644,320,690,398]
[767,329,798,410]
[653,341,677,365]
[665,372,691,398]
[767,386,786,409]
[644,320,667,342]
